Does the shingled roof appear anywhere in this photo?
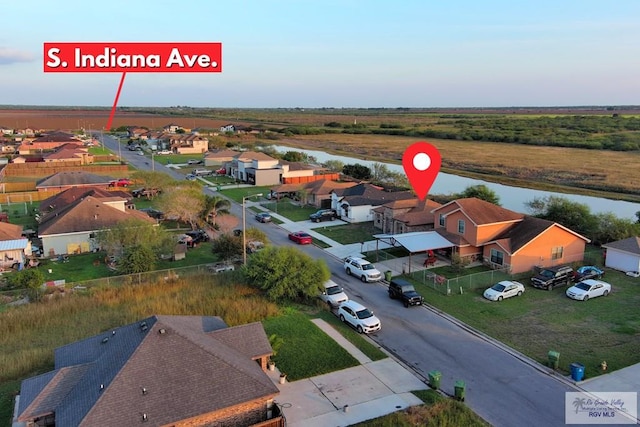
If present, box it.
[37,196,154,236]
[436,198,524,225]
[18,315,278,427]
[38,186,130,213]
[37,171,114,189]
[334,183,415,206]
[602,236,640,255]
[0,222,23,240]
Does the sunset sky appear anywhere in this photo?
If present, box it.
[2,0,639,108]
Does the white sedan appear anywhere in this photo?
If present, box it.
[483,280,525,301]
[566,279,611,301]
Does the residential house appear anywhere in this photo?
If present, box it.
[37,194,154,256]
[0,222,31,270]
[0,126,14,135]
[433,198,589,273]
[16,315,282,427]
[269,179,357,208]
[42,143,92,164]
[162,123,184,133]
[127,126,148,138]
[602,236,640,273]
[38,186,132,214]
[204,149,239,169]
[373,198,442,234]
[330,183,415,223]
[35,171,115,194]
[17,132,83,154]
[230,151,281,186]
[220,124,236,133]
[166,133,208,154]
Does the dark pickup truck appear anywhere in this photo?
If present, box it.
[388,278,424,308]
[530,265,574,290]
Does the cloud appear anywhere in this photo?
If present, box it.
[0,47,35,65]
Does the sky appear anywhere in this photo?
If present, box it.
[2,0,639,108]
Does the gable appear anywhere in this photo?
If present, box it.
[603,236,640,255]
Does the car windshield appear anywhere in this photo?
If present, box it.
[539,270,554,278]
[362,264,375,270]
[401,285,415,292]
[575,282,592,291]
[326,286,341,295]
[491,283,506,292]
[356,308,374,319]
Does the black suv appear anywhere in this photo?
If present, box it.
[185,229,210,243]
[309,209,336,223]
[530,265,574,290]
[388,278,424,308]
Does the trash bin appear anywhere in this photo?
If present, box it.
[548,350,560,369]
[428,370,441,389]
[384,271,392,282]
[454,380,466,401]
[570,363,585,381]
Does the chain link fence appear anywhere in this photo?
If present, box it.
[405,267,514,295]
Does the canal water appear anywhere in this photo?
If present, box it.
[269,145,640,220]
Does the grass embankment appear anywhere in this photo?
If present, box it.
[278,134,640,202]
[413,269,640,378]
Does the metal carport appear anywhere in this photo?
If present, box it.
[373,231,454,273]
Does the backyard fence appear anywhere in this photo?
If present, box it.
[404,267,514,295]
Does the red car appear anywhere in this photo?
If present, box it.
[288,231,313,245]
[109,178,132,187]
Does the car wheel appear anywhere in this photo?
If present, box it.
[330,216,335,221]
[356,325,364,334]
[327,301,333,309]
[388,292,393,299]
[497,296,503,301]
[583,295,589,301]
[603,290,609,297]
[517,291,523,297]
[403,300,409,308]
[360,275,367,283]
[339,314,345,322]
[547,284,553,291]
[346,268,351,276]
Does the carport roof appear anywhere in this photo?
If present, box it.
[373,231,453,253]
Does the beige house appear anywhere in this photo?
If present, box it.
[373,198,442,234]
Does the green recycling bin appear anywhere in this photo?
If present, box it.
[384,271,393,282]
[428,370,441,390]
[548,350,560,370]
[454,380,466,401]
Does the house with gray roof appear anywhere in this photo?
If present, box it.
[602,236,640,273]
[16,315,282,427]
[330,183,415,223]
[36,171,115,194]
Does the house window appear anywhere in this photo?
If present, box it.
[457,220,465,234]
[551,246,564,260]
[439,214,445,227]
[490,249,504,265]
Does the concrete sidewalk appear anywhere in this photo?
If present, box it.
[266,319,428,427]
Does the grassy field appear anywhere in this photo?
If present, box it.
[277,134,640,201]
[411,269,640,378]
[261,201,317,221]
[313,222,381,245]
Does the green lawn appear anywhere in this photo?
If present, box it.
[220,187,272,203]
[313,223,380,245]
[413,269,640,378]
[262,201,317,221]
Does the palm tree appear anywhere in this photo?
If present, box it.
[202,195,231,228]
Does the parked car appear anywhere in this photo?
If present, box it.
[187,159,203,165]
[530,265,574,290]
[192,168,212,176]
[309,209,337,223]
[215,168,226,175]
[157,150,172,155]
[344,256,382,282]
[255,212,272,223]
[108,178,132,187]
[566,279,611,301]
[319,280,348,308]
[138,208,165,220]
[131,187,161,198]
[626,271,640,278]
[573,266,604,281]
[288,231,313,245]
[388,278,424,307]
[185,229,210,243]
[483,280,525,301]
[185,174,197,181]
[337,300,381,334]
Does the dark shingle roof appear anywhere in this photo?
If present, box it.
[335,183,415,206]
[492,216,555,254]
[603,236,640,255]
[18,315,278,427]
[36,171,114,188]
[437,198,524,225]
[39,186,129,213]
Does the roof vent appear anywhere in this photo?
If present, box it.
[158,328,166,335]
[100,384,104,391]
[101,337,109,344]
[141,324,148,332]
[142,413,148,422]
[141,387,147,395]
[112,330,116,335]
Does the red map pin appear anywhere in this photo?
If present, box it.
[402,142,441,201]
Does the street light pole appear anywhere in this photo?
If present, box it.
[242,193,263,266]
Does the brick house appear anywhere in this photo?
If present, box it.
[433,198,589,273]
[16,315,282,427]
[372,198,442,234]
